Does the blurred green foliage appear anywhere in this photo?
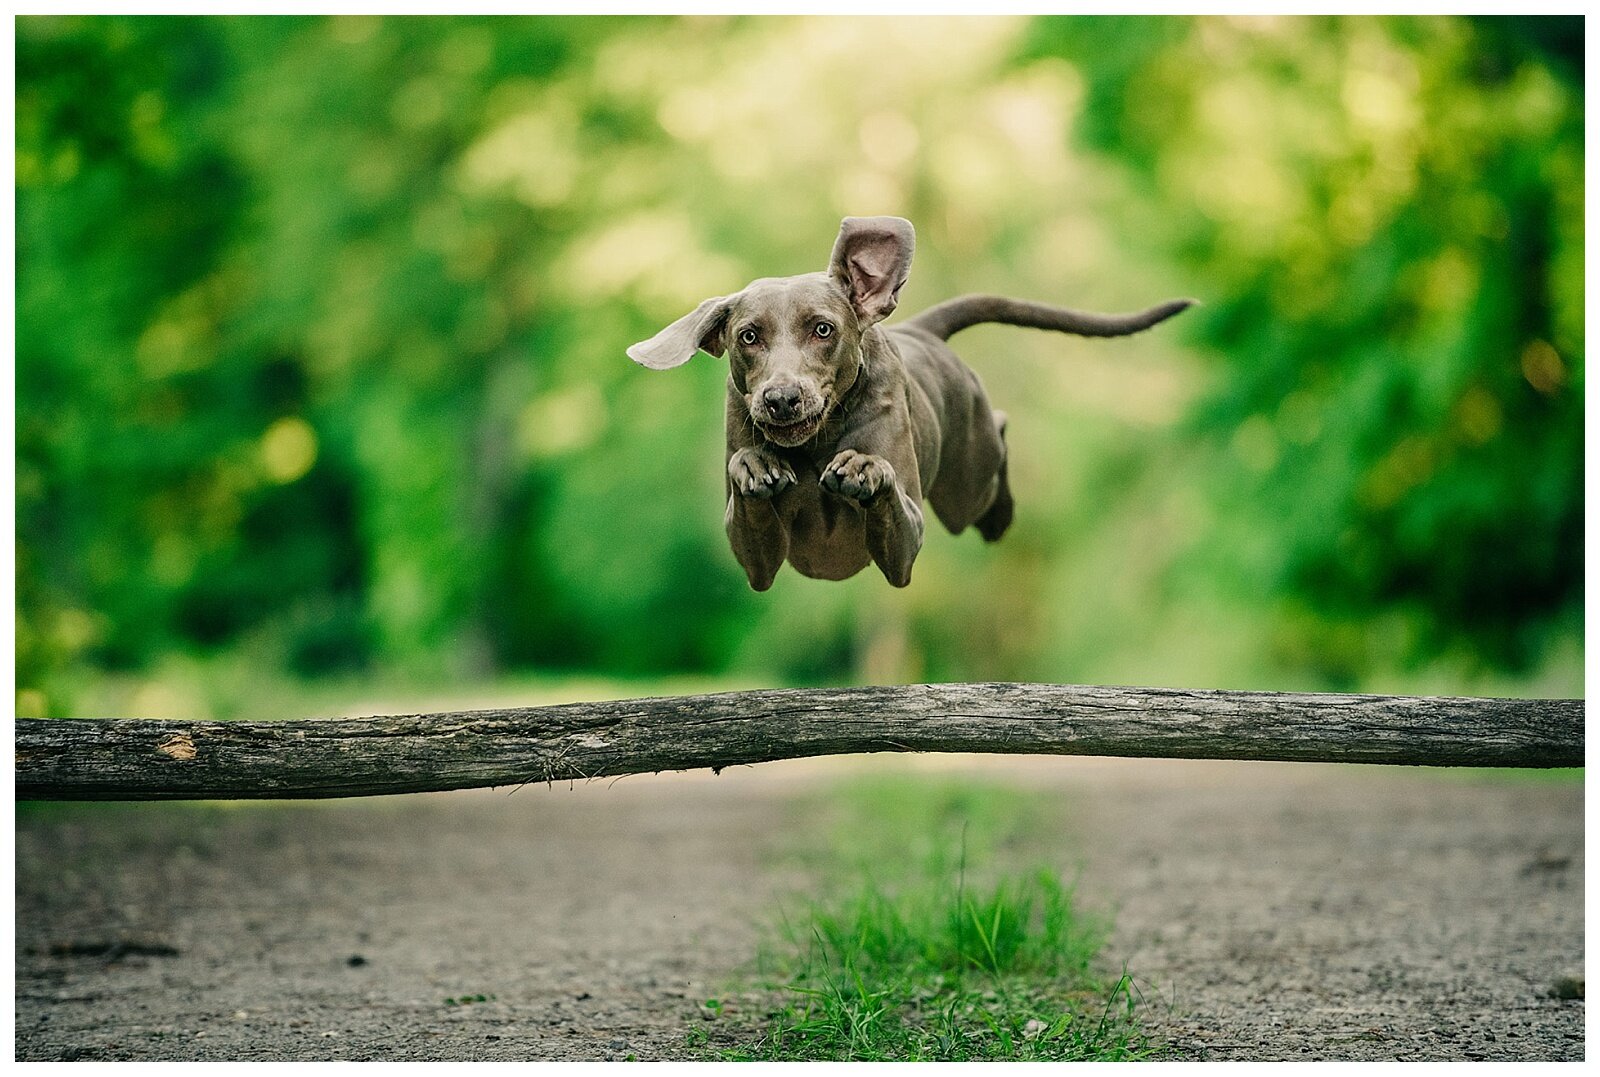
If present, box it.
[15,15,1583,719]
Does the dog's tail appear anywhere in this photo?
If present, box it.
[904,294,1196,342]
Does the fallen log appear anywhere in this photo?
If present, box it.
[13,682,1583,801]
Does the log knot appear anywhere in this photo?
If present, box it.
[155,734,197,762]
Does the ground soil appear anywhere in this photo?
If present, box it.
[14,755,1585,1061]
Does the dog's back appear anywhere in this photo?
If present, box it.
[887,293,1194,538]
[887,323,1008,537]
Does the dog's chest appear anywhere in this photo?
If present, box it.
[771,472,874,580]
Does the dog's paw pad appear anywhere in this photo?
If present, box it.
[729,449,794,498]
[821,450,894,503]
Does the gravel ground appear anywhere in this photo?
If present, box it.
[13,755,1585,1061]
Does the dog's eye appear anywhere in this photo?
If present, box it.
[738,328,760,347]
[814,322,834,339]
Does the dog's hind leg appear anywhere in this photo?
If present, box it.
[974,411,1014,543]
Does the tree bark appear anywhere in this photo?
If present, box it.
[13,682,1583,801]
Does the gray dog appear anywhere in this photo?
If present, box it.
[628,216,1192,590]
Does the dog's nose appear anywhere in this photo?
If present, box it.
[762,384,803,420]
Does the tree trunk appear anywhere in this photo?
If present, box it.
[13,682,1583,801]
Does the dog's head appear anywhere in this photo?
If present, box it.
[627,216,915,448]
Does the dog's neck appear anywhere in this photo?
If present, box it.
[835,325,883,415]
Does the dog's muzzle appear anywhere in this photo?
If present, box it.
[751,381,825,445]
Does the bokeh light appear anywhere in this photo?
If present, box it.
[15,15,1583,720]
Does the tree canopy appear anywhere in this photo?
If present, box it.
[16,15,1583,718]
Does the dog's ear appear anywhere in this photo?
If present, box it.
[627,295,737,369]
[829,216,915,328]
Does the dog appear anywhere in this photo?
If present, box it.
[627,216,1192,590]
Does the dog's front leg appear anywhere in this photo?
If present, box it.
[821,449,924,587]
[725,446,793,591]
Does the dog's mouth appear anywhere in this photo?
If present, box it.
[756,412,825,446]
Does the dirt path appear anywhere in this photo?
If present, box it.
[14,756,1584,1061]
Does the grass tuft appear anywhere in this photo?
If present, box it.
[710,777,1159,1061]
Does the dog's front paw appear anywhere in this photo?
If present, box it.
[729,447,796,499]
[821,450,895,503]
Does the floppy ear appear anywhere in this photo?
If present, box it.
[829,216,915,328]
[626,295,736,370]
